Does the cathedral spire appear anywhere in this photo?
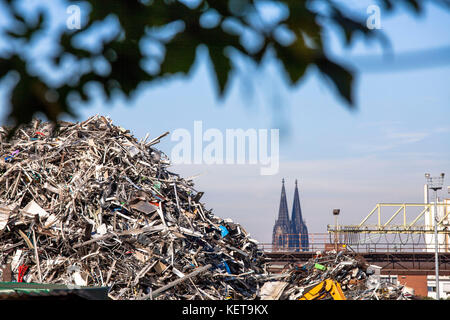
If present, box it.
[290,180,309,251]
[291,180,303,233]
[277,178,289,223]
[272,178,290,249]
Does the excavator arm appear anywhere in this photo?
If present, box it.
[299,279,346,300]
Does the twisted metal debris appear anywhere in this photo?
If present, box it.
[258,249,415,300]
[0,116,266,300]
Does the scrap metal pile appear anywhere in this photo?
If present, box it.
[258,250,414,300]
[0,116,266,300]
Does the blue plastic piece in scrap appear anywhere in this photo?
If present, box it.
[224,262,231,274]
[219,261,231,274]
[219,225,229,238]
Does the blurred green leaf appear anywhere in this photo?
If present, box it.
[316,57,354,106]
[273,39,313,85]
[160,32,199,76]
[0,0,444,130]
[208,44,232,97]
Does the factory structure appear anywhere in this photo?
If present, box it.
[269,177,450,299]
[424,184,450,253]
[423,182,450,299]
[366,183,450,299]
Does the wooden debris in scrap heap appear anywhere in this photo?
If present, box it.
[0,115,267,300]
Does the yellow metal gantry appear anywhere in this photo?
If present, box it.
[328,203,450,234]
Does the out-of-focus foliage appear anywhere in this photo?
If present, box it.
[0,0,449,131]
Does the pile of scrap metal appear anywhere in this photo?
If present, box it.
[0,116,267,300]
[258,250,415,300]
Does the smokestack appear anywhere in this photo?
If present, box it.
[424,184,429,204]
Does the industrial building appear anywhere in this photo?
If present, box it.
[266,177,450,299]
[375,182,450,299]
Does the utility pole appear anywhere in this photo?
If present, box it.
[425,172,445,300]
[333,209,340,252]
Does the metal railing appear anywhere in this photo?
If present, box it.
[259,233,450,254]
[265,233,329,252]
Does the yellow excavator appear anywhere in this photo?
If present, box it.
[299,279,347,300]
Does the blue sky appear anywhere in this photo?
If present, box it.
[1,1,449,243]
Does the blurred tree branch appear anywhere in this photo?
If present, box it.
[0,0,449,131]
